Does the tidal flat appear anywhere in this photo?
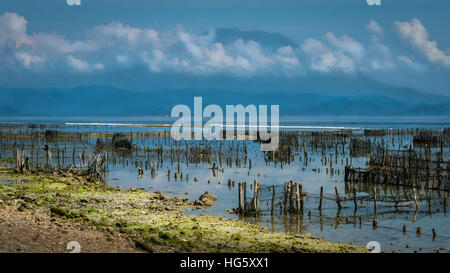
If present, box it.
[1,121,449,253]
[0,166,366,253]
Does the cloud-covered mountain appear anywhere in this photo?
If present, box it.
[1,11,450,95]
[0,10,448,116]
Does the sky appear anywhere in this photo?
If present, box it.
[0,0,450,95]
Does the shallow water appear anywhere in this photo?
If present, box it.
[1,116,449,253]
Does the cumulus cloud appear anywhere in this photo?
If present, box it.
[301,36,357,73]
[0,12,32,47]
[363,20,395,70]
[366,20,383,36]
[14,52,44,68]
[67,56,89,71]
[178,31,204,60]
[398,55,413,66]
[33,33,98,54]
[92,22,158,49]
[0,12,101,71]
[275,46,300,68]
[368,35,394,70]
[397,55,424,71]
[324,32,364,60]
[395,18,450,68]
[205,43,245,69]
[67,55,103,72]
[0,11,446,78]
[232,39,274,70]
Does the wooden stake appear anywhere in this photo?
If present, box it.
[335,187,341,209]
[238,183,243,213]
[271,184,275,214]
[253,180,258,213]
[244,182,247,211]
[319,186,323,212]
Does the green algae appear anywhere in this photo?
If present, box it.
[0,166,367,253]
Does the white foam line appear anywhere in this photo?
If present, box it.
[65,122,169,127]
[215,124,361,130]
[66,122,361,130]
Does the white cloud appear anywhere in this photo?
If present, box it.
[395,18,450,68]
[398,55,413,65]
[366,20,383,36]
[0,12,99,63]
[314,51,354,73]
[233,39,274,69]
[67,55,103,72]
[276,46,294,56]
[178,31,204,60]
[205,43,243,69]
[0,11,363,76]
[92,22,158,49]
[3,11,448,78]
[368,35,394,70]
[301,38,328,55]
[14,52,44,68]
[33,33,98,54]
[0,12,32,47]
[397,55,423,71]
[275,46,300,68]
[67,56,90,72]
[301,37,356,73]
[141,49,168,73]
[325,32,365,60]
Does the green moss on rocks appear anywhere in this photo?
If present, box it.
[50,206,87,220]
[0,166,367,253]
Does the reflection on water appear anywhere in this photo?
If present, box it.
[0,180,16,185]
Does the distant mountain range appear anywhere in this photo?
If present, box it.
[0,79,449,116]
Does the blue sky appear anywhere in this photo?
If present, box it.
[1,0,450,95]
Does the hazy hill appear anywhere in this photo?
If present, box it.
[0,82,449,116]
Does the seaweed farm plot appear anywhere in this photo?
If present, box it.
[238,180,447,230]
[346,144,450,191]
[1,123,450,253]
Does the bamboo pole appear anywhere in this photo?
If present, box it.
[244,182,247,211]
[271,184,275,214]
[319,186,323,212]
[335,187,341,209]
[238,183,243,213]
[253,180,258,213]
